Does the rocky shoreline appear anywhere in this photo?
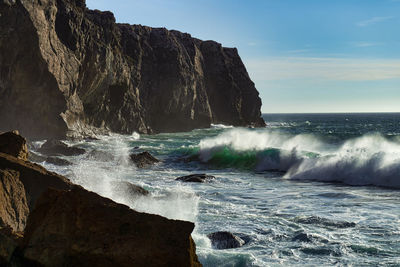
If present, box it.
[0,131,201,266]
[0,0,265,140]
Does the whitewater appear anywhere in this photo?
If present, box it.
[34,113,400,266]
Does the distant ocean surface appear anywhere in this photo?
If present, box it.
[35,113,400,266]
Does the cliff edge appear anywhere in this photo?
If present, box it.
[0,0,265,139]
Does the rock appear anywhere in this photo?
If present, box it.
[176,174,215,183]
[28,152,46,163]
[0,0,265,139]
[130,152,159,168]
[0,170,29,232]
[0,131,28,161]
[0,152,72,211]
[110,181,149,198]
[292,232,312,243]
[207,231,245,249]
[29,152,73,166]
[21,186,201,267]
[86,150,114,161]
[0,226,21,265]
[38,139,85,156]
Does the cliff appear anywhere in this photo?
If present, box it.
[0,0,265,139]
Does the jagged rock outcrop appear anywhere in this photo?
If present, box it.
[22,186,201,266]
[0,131,28,161]
[0,0,265,140]
[130,151,159,168]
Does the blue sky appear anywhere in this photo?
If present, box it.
[86,0,400,113]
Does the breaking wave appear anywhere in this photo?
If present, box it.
[195,129,400,189]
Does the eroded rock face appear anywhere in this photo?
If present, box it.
[0,0,265,140]
[0,169,29,232]
[22,186,201,267]
[0,131,28,161]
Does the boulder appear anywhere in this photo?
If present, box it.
[207,231,245,249]
[110,181,149,198]
[21,186,201,267]
[0,152,72,210]
[130,152,159,168]
[176,174,215,183]
[0,170,29,232]
[38,139,86,156]
[0,131,28,161]
[29,152,73,166]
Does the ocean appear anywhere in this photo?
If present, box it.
[34,113,400,266]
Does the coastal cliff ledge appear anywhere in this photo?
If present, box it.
[0,0,265,140]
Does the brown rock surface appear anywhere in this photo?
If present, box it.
[0,131,28,161]
[0,169,29,232]
[22,186,201,267]
[0,0,265,139]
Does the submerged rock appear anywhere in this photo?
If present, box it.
[86,150,114,161]
[130,152,159,168]
[110,181,149,198]
[207,231,245,249]
[176,174,215,183]
[22,186,201,267]
[38,139,85,156]
[0,131,28,161]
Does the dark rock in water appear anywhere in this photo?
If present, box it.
[38,139,85,156]
[87,150,114,161]
[130,152,159,168]
[0,131,29,161]
[294,216,356,229]
[110,181,149,198]
[29,152,72,166]
[176,174,215,183]
[0,0,265,139]
[207,231,245,249]
[21,186,201,267]
[45,157,73,166]
[292,232,312,243]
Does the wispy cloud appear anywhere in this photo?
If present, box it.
[245,57,400,82]
[352,42,382,47]
[356,16,394,27]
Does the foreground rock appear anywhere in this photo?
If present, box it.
[0,131,28,161]
[130,152,159,168]
[22,186,201,267]
[0,0,265,139]
[207,231,245,249]
[38,139,85,156]
[176,174,215,183]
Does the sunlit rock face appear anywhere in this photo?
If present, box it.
[0,0,265,140]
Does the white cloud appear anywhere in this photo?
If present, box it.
[356,16,394,27]
[352,42,382,47]
[245,57,400,82]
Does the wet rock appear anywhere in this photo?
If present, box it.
[110,181,149,198]
[0,170,29,232]
[21,186,201,267]
[0,131,28,161]
[207,231,245,249]
[292,232,312,243]
[176,174,215,183]
[38,139,85,156]
[86,150,114,161]
[29,152,72,166]
[130,152,159,168]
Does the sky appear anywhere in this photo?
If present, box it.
[86,0,400,113]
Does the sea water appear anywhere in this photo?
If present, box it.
[36,113,400,266]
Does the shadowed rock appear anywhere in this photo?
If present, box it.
[86,150,114,161]
[176,174,215,183]
[0,131,28,161]
[207,231,245,249]
[130,152,159,168]
[38,139,85,156]
[29,152,72,166]
[21,186,201,267]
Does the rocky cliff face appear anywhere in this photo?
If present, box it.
[0,0,265,139]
